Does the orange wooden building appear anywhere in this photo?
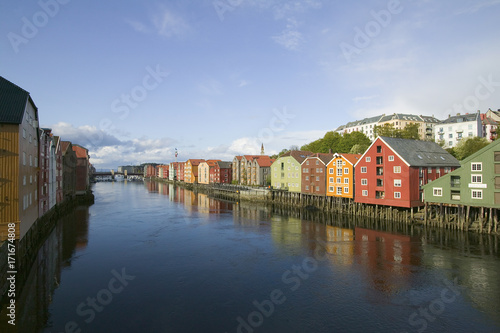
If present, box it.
[326,153,361,199]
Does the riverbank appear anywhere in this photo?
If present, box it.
[151,178,499,235]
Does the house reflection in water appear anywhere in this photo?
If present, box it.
[354,227,421,296]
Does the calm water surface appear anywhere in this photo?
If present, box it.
[5,181,500,332]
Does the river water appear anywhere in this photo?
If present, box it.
[3,181,500,333]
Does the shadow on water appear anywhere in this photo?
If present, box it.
[0,206,89,333]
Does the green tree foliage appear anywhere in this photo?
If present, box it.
[452,137,490,160]
[374,122,421,140]
[300,131,371,154]
[349,143,370,154]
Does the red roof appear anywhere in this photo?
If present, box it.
[255,156,274,167]
[72,145,88,159]
[187,159,205,166]
[61,141,71,153]
[340,153,362,165]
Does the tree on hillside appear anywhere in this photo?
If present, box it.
[300,131,370,154]
[374,122,421,140]
[453,137,490,160]
[349,143,370,154]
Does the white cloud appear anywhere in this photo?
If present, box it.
[125,5,190,38]
[47,122,177,168]
[454,0,500,15]
[272,17,304,51]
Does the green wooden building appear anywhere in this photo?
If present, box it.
[271,150,312,192]
[422,139,500,208]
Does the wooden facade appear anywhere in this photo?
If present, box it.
[301,153,333,196]
[326,153,361,199]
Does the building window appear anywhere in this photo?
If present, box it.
[337,169,342,176]
[344,187,349,193]
[449,141,453,146]
[394,179,401,187]
[329,186,334,192]
[366,157,371,162]
[449,133,453,138]
[362,190,368,196]
[376,179,383,186]
[361,167,367,173]
[444,167,451,173]
[376,146,382,153]
[316,176,320,181]
[361,179,367,185]
[23,176,26,185]
[23,128,26,138]
[336,177,341,183]
[344,178,349,184]
[344,168,348,174]
[306,161,309,165]
[337,187,342,195]
[329,177,334,183]
[23,152,26,165]
[471,163,482,172]
[394,192,401,199]
[388,155,394,161]
[393,166,401,173]
[306,185,309,190]
[471,174,482,183]
[316,186,319,191]
[433,188,443,196]
[316,160,319,165]
[471,190,483,199]
[329,168,333,174]
[428,167,432,173]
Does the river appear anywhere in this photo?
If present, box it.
[2,181,500,333]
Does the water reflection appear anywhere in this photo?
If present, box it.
[2,181,499,332]
[0,206,89,333]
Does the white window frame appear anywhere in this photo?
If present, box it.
[336,187,342,195]
[362,190,368,196]
[344,168,349,174]
[344,178,349,184]
[471,163,482,172]
[471,189,483,199]
[394,192,401,199]
[393,166,401,173]
[344,187,349,193]
[329,168,334,174]
[337,169,342,176]
[361,167,367,173]
[394,179,401,187]
[471,174,482,183]
[433,187,443,197]
[329,177,334,183]
[388,155,394,161]
[366,157,371,162]
[361,179,367,186]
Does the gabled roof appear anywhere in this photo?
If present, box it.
[187,159,205,166]
[379,113,422,123]
[234,156,242,161]
[303,153,334,165]
[0,76,33,124]
[61,141,71,153]
[340,153,362,165]
[280,150,312,164]
[378,137,460,167]
[216,161,232,169]
[482,117,498,125]
[72,144,89,159]
[255,156,274,167]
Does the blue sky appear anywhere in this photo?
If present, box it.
[1,0,499,168]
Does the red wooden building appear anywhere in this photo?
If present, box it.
[354,137,460,208]
[211,161,232,184]
[300,153,334,196]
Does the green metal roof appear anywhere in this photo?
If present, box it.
[0,76,30,124]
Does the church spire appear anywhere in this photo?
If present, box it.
[261,143,264,155]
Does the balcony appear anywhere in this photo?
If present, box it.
[375,191,385,199]
[376,167,384,176]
